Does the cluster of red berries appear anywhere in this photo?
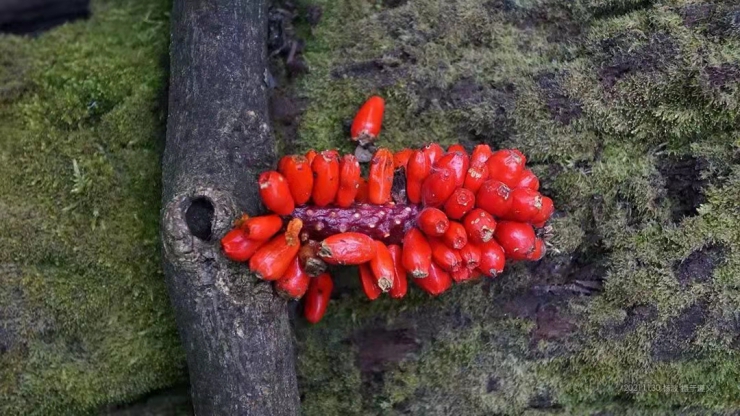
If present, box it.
[220,97,554,324]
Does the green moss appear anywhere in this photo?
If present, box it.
[0,1,185,414]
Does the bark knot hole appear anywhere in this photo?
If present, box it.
[185,196,215,241]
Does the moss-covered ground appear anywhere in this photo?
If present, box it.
[1,0,739,414]
[0,0,186,414]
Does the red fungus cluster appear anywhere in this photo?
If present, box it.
[221,98,555,324]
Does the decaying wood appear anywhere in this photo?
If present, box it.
[161,0,299,414]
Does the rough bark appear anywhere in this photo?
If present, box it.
[161,0,300,415]
[0,0,89,34]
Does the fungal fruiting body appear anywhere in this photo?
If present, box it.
[221,144,555,324]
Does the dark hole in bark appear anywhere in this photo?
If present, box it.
[185,197,214,241]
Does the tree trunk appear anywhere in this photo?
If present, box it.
[160,0,300,415]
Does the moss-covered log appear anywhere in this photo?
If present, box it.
[161,0,299,414]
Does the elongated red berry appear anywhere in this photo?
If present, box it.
[476,180,512,218]
[394,148,413,169]
[463,160,489,194]
[259,171,295,215]
[459,243,481,270]
[422,143,445,166]
[250,233,302,280]
[447,144,466,154]
[305,150,318,166]
[444,187,475,220]
[221,229,266,262]
[470,144,492,165]
[515,168,539,191]
[435,151,469,187]
[402,228,432,278]
[368,148,394,204]
[462,208,497,244]
[421,168,456,207]
[406,150,431,204]
[429,237,462,272]
[351,96,385,144]
[369,240,395,292]
[487,149,525,187]
[275,256,310,300]
[414,262,452,296]
[356,177,369,203]
[494,221,536,260]
[358,263,382,300]
[388,245,408,299]
[318,232,377,265]
[531,196,554,226]
[508,188,543,222]
[526,238,546,261]
[279,155,313,205]
[417,207,449,237]
[478,239,506,277]
[442,221,467,250]
[311,150,340,206]
[451,267,474,283]
[336,154,361,208]
[304,273,333,324]
[241,215,283,240]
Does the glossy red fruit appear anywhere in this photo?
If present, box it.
[394,148,413,169]
[305,150,318,166]
[421,168,456,207]
[470,144,492,165]
[318,232,377,265]
[241,215,283,240]
[459,243,481,270]
[434,151,469,188]
[304,273,333,324]
[414,262,452,296]
[463,160,489,194]
[478,239,506,277]
[221,229,266,262]
[531,196,554,226]
[369,241,395,292]
[336,154,361,208]
[368,148,394,204]
[422,143,445,166]
[311,150,340,206]
[402,228,432,278]
[406,150,431,204]
[417,207,450,237]
[279,155,313,205]
[275,256,310,300]
[508,188,543,222]
[462,208,497,244]
[355,177,369,203]
[486,149,525,187]
[442,221,467,250]
[444,187,475,220]
[388,245,408,299]
[526,238,546,261]
[250,232,302,280]
[429,237,462,272]
[515,168,539,191]
[494,221,536,260]
[476,180,513,219]
[447,144,466,153]
[258,171,295,215]
[351,96,385,144]
[358,263,382,300]
[451,267,475,283]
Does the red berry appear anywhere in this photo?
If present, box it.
[249,233,302,281]
[241,215,283,241]
[402,228,433,278]
[422,143,445,166]
[494,221,536,260]
[368,148,394,205]
[311,150,340,207]
[351,96,385,144]
[447,144,466,153]
[388,245,408,299]
[459,244,481,270]
[508,188,543,222]
[336,154,361,208]
[221,229,266,262]
[279,155,314,205]
[421,168,456,207]
[318,232,377,265]
[463,160,489,194]
[406,150,431,204]
[526,238,546,261]
[470,144,492,165]
[355,177,369,203]
[429,237,463,272]
[434,151,469,188]
[478,239,506,277]
[476,180,512,219]
[462,208,497,244]
[304,273,333,324]
[258,171,295,215]
[443,187,475,220]
[486,149,525,187]
[358,263,382,300]
[305,150,318,166]
[451,267,476,283]
[394,148,413,169]
[275,256,310,300]
[369,240,395,292]
[414,262,452,296]
[531,196,554,226]
[417,207,450,237]
[515,168,539,191]
[442,221,467,250]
